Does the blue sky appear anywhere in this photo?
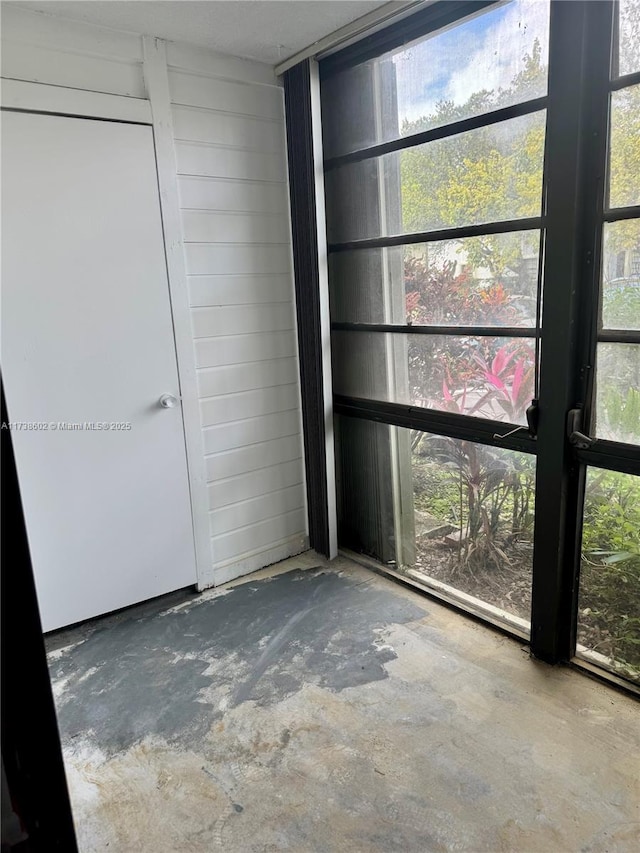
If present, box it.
[391,0,550,124]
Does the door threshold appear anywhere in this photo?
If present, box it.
[572,648,640,697]
[341,549,640,698]
[340,548,530,643]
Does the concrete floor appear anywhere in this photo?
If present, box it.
[47,553,639,852]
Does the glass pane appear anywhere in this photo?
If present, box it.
[332,331,535,425]
[336,416,534,629]
[609,84,640,209]
[329,231,541,327]
[577,468,640,684]
[618,0,640,77]
[595,343,640,443]
[322,0,549,159]
[601,219,640,330]
[325,111,546,244]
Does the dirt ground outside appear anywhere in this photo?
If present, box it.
[406,443,640,684]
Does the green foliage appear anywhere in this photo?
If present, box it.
[602,283,640,331]
[412,453,460,519]
[404,253,535,420]
[580,470,640,676]
[609,83,640,210]
[619,0,640,75]
[413,437,535,570]
[399,40,546,272]
[602,282,640,329]
[597,386,640,444]
[581,471,640,555]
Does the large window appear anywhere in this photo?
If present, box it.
[576,0,640,682]
[319,0,640,688]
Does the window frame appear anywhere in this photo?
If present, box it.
[284,0,640,690]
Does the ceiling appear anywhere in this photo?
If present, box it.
[10,1,398,64]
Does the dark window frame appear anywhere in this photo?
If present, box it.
[285,0,640,688]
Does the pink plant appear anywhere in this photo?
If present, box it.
[404,257,534,421]
[436,343,534,422]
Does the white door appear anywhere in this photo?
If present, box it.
[1,110,197,631]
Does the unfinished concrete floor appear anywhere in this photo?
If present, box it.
[47,553,639,852]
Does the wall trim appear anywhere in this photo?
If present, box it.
[142,36,214,588]
[0,78,151,122]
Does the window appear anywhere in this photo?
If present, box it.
[314,0,640,686]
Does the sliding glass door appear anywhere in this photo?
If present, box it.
[320,0,640,687]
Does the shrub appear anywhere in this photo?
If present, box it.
[580,469,640,676]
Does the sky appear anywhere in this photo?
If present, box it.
[391,0,550,125]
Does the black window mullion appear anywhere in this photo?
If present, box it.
[334,395,537,455]
[283,60,332,558]
[331,323,537,338]
[610,69,640,90]
[598,330,640,344]
[603,204,640,222]
[324,97,548,172]
[576,441,640,477]
[530,0,614,665]
[329,216,544,254]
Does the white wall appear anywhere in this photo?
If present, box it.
[1,5,308,588]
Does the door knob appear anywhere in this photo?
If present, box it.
[159,393,180,409]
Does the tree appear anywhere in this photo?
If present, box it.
[398,34,639,424]
[400,38,546,275]
[398,42,547,424]
[619,0,640,76]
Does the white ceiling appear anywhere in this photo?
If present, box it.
[9,1,397,64]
